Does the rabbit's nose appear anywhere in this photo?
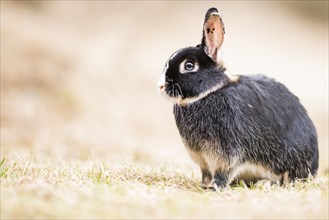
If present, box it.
[158,72,166,91]
[158,81,165,91]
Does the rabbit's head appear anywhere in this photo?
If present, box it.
[158,8,237,106]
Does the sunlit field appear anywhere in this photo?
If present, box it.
[1,156,328,219]
[1,1,328,219]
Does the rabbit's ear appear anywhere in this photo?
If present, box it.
[201,8,225,64]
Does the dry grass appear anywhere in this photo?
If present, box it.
[1,155,328,219]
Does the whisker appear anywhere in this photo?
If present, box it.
[174,83,183,98]
[172,84,177,97]
[166,76,173,82]
[168,87,172,96]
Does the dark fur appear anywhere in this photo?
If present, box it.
[160,8,318,189]
[173,74,318,184]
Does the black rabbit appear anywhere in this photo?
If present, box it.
[157,7,318,190]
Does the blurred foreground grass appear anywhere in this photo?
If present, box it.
[1,155,328,219]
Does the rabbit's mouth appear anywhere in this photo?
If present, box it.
[159,81,184,103]
[158,72,184,101]
[166,82,184,99]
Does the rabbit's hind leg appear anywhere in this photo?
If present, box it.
[206,169,233,191]
[201,169,212,189]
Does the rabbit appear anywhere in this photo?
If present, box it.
[157,7,318,190]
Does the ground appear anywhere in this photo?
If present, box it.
[1,155,328,219]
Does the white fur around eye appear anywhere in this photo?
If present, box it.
[179,59,199,74]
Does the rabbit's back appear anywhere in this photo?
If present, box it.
[174,75,318,180]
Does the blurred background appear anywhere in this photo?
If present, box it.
[1,1,328,173]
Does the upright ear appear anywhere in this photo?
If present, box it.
[201,7,225,64]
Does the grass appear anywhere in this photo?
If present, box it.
[1,155,328,219]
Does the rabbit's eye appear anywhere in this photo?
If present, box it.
[185,62,194,71]
[180,60,199,74]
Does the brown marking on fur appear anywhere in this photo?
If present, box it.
[229,75,240,83]
[282,171,291,186]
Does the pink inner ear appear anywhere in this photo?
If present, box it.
[204,15,224,62]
